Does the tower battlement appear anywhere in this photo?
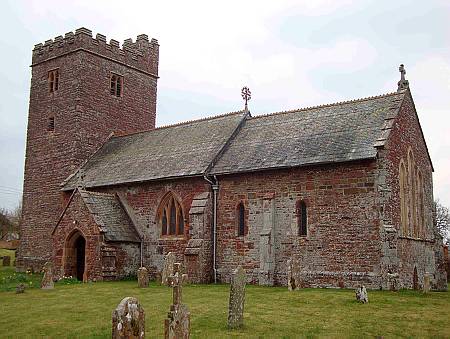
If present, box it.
[32,27,159,76]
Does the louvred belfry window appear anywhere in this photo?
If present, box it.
[158,193,185,236]
[48,69,59,93]
[110,73,123,97]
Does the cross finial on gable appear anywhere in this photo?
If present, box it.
[397,64,409,92]
[241,86,251,112]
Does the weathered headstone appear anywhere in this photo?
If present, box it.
[162,252,175,286]
[423,273,431,293]
[16,283,25,294]
[227,266,246,329]
[287,258,301,291]
[112,297,145,339]
[355,286,368,303]
[40,261,54,289]
[164,263,190,339]
[2,255,11,266]
[137,267,149,288]
[387,273,399,291]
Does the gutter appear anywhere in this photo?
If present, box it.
[204,175,219,283]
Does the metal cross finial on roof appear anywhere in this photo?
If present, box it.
[397,64,409,92]
[241,86,251,111]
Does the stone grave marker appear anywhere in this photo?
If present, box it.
[112,297,145,339]
[2,255,11,266]
[137,267,149,288]
[41,261,54,289]
[164,263,190,339]
[423,273,431,293]
[162,252,175,286]
[227,266,246,329]
[287,258,301,291]
[16,283,25,294]
[355,286,368,303]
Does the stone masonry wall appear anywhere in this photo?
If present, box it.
[216,160,381,288]
[18,28,158,271]
[93,177,213,282]
[379,90,447,290]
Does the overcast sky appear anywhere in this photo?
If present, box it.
[0,0,449,211]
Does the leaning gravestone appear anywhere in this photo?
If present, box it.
[112,297,145,339]
[164,263,190,339]
[355,286,368,303]
[41,262,54,289]
[137,267,149,288]
[162,252,176,286]
[2,255,11,266]
[228,266,246,329]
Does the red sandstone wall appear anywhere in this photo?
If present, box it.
[380,90,446,289]
[216,161,381,288]
[53,193,103,281]
[18,28,158,271]
[93,177,212,280]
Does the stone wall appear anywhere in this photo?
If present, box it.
[94,177,213,282]
[379,90,447,290]
[18,27,159,271]
[215,160,382,288]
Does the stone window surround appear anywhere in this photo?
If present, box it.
[236,201,248,237]
[110,72,123,97]
[48,68,59,93]
[157,191,187,238]
[296,199,308,237]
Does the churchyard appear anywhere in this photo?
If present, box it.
[0,252,448,338]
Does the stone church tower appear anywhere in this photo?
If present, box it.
[17,28,159,270]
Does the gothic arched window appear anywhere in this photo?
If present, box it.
[237,202,246,236]
[158,193,185,236]
[297,200,307,236]
[399,160,408,235]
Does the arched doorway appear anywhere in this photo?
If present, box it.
[413,267,418,290]
[64,230,86,281]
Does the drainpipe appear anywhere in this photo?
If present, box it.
[204,175,219,283]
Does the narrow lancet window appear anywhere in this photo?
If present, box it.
[297,200,307,236]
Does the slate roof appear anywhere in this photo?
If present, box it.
[63,111,246,190]
[210,91,406,174]
[79,190,140,242]
[62,91,407,189]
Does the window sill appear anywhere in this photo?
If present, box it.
[158,236,186,241]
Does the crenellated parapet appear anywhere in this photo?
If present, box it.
[32,27,159,76]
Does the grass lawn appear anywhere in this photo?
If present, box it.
[0,264,449,338]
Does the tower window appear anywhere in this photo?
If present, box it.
[297,200,307,236]
[47,117,55,132]
[110,73,123,97]
[48,69,59,93]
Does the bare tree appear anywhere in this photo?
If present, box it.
[434,200,450,245]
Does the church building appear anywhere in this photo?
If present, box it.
[17,28,447,290]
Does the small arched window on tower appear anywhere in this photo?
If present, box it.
[297,200,307,236]
[48,69,59,93]
[158,193,185,237]
[110,73,123,97]
[237,202,246,236]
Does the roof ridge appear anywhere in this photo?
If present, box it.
[114,109,246,138]
[250,90,405,120]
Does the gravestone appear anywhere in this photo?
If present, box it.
[112,297,145,339]
[16,283,25,294]
[387,273,399,291]
[164,263,190,339]
[41,261,54,289]
[423,273,431,293]
[227,266,246,329]
[287,258,301,291]
[137,267,149,288]
[2,255,11,266]
[355,286,368,303]
[162,252,175,286]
